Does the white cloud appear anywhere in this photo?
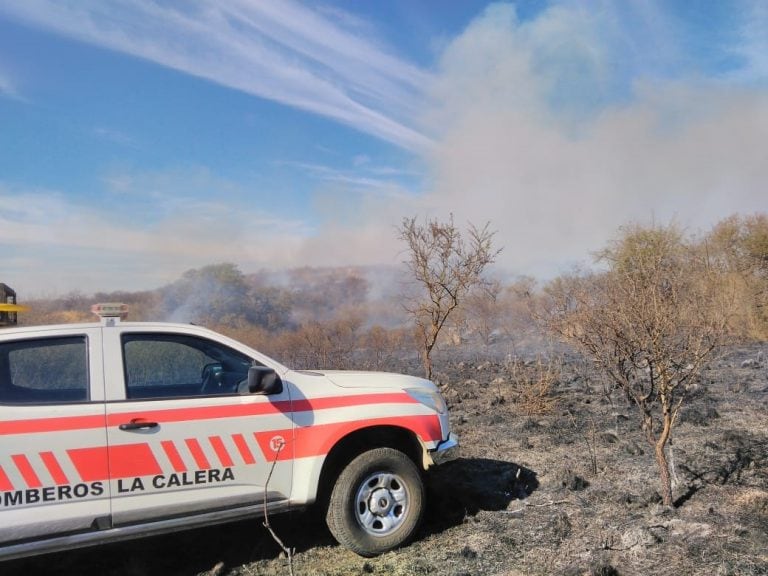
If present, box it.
[0,0,432,151]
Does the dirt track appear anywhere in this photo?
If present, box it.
[4,344,768,575]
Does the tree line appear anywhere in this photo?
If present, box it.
[20,213,767,371]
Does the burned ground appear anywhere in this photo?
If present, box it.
[4,343,768,576]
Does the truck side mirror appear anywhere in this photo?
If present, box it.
[247,366,283,395]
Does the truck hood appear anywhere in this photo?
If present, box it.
[310,370,437,392]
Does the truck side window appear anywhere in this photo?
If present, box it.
[122,333,253,399]
[0,336,89,404]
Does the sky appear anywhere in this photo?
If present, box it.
[1,0,766,296]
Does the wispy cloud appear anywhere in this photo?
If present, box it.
[0,67,22,100]
[92,127,138,149]
[0,0,432,152]
[276,159,419,198]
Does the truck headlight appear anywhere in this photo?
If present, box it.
[405,388,447,415]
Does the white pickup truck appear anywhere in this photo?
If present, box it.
[0,305,457,559]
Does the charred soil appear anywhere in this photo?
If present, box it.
[4,344,768,576]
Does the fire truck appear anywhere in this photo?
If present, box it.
[0,304,458,560]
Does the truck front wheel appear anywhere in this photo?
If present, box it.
[326,447,425,557]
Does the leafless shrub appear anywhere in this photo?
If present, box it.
[539,222,737,506]
[507,357,559,416]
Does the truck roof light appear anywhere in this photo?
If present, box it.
[91,303,128,324]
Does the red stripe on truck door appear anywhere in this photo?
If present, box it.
[208,436,234,468]
[11,454,42,488]
[40,451,69,485]
[0,465,13,491]
[68,444,161,481]
[231,433,256,465]
[161,440,187,473]
[108,444,162,478]
[67,446,109,481]
[185,438,211,470]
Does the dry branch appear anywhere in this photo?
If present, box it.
[262,439,295,576]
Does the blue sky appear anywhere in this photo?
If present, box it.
[1,1,766,295]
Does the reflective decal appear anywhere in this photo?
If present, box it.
[231,433,256,465]
[11,454,42,488]
[208,436,234,468]
[161,440,187,473]
[184,438,211,470]
[39,451,69,485]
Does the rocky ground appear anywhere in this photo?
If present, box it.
[4,342,768,576]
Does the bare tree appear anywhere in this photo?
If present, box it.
[540,223,735,507]
[464,279,503,346]
[399,215,500,379]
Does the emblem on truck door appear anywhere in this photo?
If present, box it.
[269,436,286,453]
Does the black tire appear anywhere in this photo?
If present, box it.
[325,447,425,557]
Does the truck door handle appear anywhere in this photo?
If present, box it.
[119,418,159,431]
